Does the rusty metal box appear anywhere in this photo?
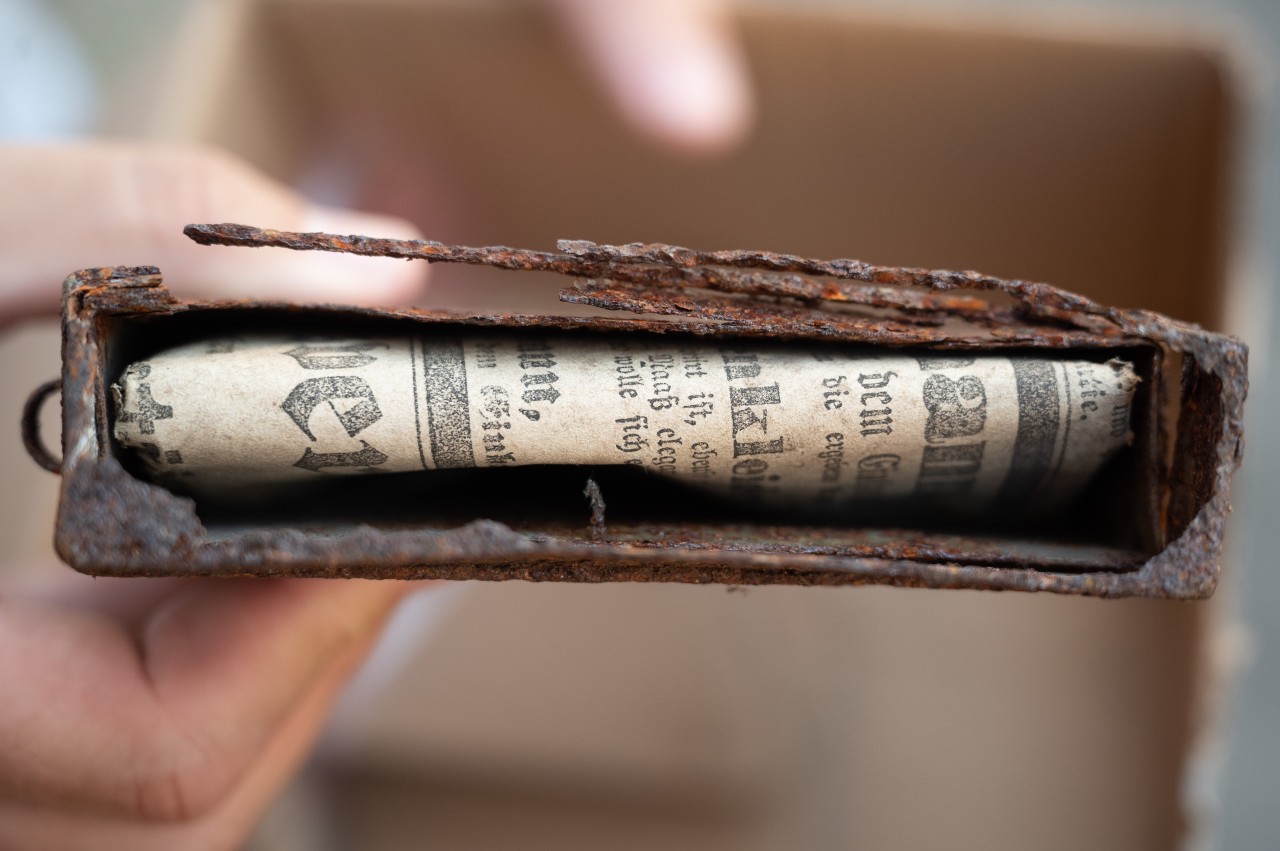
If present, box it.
[33,224,1245,598]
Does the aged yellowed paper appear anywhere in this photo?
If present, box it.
[114,335,1137,513]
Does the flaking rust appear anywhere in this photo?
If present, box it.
[33,224,1248,598]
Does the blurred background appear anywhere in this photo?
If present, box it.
[0,0,1275,848]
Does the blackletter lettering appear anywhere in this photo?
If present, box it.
[282,376,382,440]
[284,343,382,370]
[923,375,987,443]
[294,440,389,472]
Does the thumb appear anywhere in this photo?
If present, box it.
[548,0,754,155]
[0,142,428,327]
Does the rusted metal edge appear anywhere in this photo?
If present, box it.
[183,223,1099,332]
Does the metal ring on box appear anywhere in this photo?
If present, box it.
[22,378,62,474]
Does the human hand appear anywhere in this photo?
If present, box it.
[0,142,432,850]
[0,142,427,328]
[547,0,754,154]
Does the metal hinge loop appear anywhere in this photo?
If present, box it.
[22,378,62,474]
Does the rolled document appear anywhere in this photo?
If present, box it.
[113,334,1138,513]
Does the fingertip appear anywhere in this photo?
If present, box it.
[298,205,431,306]
[302,205,424,244]
[554,0,755,156]
[623,31,755,155]
[272,249,430,308]
[188,206,432,306]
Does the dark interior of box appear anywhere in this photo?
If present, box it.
[102,307,1167,569]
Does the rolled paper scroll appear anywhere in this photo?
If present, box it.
[113,334,1138,514]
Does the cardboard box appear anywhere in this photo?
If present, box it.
[106,1,1242,847]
